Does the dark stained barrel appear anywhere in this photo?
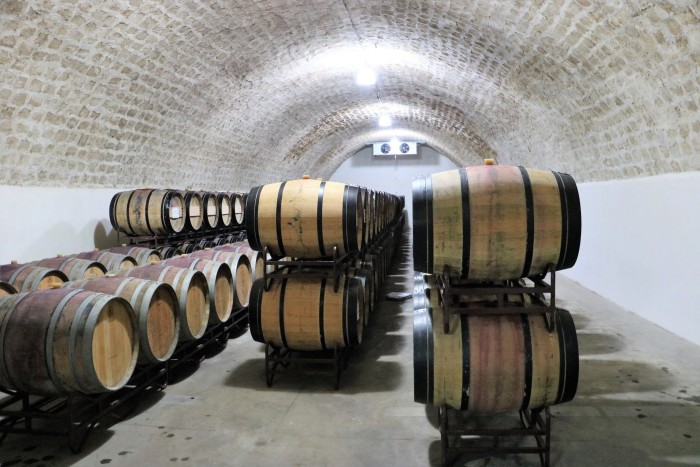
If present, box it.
[0,281,17,296]
[107,246,162,266]
[246,178,364,258]
[412,164,581,280]
[72,251,137,272]
[109,189,186,236]
[30,257,106,281]
[249,275,364,351]
[0,263,68,292]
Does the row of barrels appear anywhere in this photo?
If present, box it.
[109,189,247,237]
[0,242,263,396]
[246,177,404,259]
[248,212,406,351]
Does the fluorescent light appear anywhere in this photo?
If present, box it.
[356,67,376,86]
[378,115,392,127]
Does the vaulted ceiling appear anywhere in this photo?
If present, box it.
[0,1,698,189]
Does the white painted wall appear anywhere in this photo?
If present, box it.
[563,172,700,346]
[329,145,459,224]
[0,186,121,264]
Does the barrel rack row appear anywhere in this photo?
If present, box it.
[428,266,558,466]
[259,213,405,390]
[0,307,248,453]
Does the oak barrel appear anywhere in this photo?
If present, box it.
[162,257,233,324]
[215,242,266,280]
[229,192,245,227]
[249,274,364,351]
[413,276,579,413]
[73,251,137,272]
[158,245,183,259]
[180,190,204,232]
[246,178,364,258]
[0,289,138,395]
[189,249,253,309]
[201,192,219,230]
[0,281,17,296]
[0,264,68,292]
[346,267,373,326]
[412,165,581,279]
[64,277,179,364]
[109,189,186,236]
[116,265,209,341]
[107,246,162,266]
[217,192,232,228]
[30,257,106,281]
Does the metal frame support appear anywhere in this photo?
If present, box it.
[264,344,349,390]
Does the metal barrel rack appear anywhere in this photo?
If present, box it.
[264,344,350,391]
[117,226,246,249]
[0,306,248,453]
[438,405,551,466]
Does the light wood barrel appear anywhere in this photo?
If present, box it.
[0,281,17,296]
[0,264,68,292]
[73,251,137,272]
[230,192,245,227]
[347,267,373,326]
[0,289,138,395]
[249,274,364,351]
[201,192,219,230]
[246,179,364,258]
[413,278,579,413]
[216,242,265,280]
[181,191,204,232]
[413,165,581,280]
[109,189,186,236]
[189,249,253,309]
[162,257,233,324]
[30,257,106,281]
[107,246,162,266]
[217,192,232,228]
[116,265,209,341]
[64,277,179,364]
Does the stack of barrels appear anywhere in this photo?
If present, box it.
[245,176,405,353]
[109,188,248,256]
[0,238,254,396]
[412,162,582,414]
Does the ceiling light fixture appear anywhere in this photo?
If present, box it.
[378,115,392,127]
[355,67,377,86]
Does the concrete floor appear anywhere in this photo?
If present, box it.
[1,229,699,466]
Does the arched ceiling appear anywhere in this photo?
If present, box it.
[0,0,698,189]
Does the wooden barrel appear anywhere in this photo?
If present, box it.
[73,251,137,272]
[181,191,204,232]
[216,242,265,280]
[0,281,17,296]
[162,257,233,324]
[0,264,68,292]
[30,257,106,281]
[246,178,364,258]
[158,245,182,259]
[230,192,245,227]
[217,192,232,228]
[179,242,203,254]
[64,277,179,364]
[413,165,581,280]
[107,246,162,266]
[109,189,186,236]
[0,289,138,395]
[201,192,219,230]
[189,249,253,309]
[347,267,373,326]
[413,278,579,413]
[116,265,209,341]
[249,274,364,351]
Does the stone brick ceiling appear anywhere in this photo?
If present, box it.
[0,0,698,189]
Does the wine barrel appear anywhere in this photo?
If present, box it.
[0,264,68,292]
[0,289,138,395]
[346,267,373,326]
[109,189,186,236]
[107,246,162,266]
[189,249,252,309]
[246,178,364,258]
[162,257,233,324]
[249,274,364,351]
[158,245,182,259]
[413,278,579,413]
[217,192,232,228]
[64,277,179,364]
[116,265,209,341]
[230,192,245,227]
[181,191,204,232]
[0,281,17,296]
[201,192,219,230]
[215,242,265,280]
[30,257,106,281]
[73,251,137,272]
[413,165,581,280]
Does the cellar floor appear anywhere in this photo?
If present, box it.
[1,232,699,466]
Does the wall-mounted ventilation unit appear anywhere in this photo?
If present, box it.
[372,141,418,156]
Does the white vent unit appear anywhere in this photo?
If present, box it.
[372,141,418,156]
